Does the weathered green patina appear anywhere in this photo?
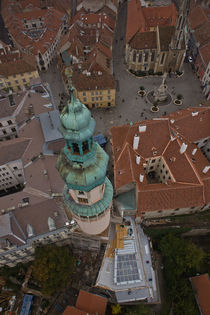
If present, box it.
[63,177,113,217]
[56,67,113,217]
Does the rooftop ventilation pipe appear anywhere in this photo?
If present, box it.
[180,142,188,154]
[139,174,144,182]
[136,155,141,165]
[203,166,210,174]
[133,134,139,150]
[139,125,146,132]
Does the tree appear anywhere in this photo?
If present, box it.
[112,304,122,315]
[32,245,75,295]
[160,234,204,278]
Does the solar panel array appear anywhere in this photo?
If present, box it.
[116,253,140,284]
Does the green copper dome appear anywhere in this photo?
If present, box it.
[60,98,91,131]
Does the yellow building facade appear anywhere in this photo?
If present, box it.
[0,60,39,92]
[75,88,116,109]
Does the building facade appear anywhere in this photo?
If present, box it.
[56,69,113,235]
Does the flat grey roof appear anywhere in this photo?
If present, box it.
[39,110,63,143]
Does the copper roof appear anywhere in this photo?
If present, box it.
[191,274,210,315]
[110,106,210,213]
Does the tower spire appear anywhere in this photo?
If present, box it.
[56,69,113,235]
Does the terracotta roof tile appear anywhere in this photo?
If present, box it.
[189,5,209,30]
[71,64,115,91]
[129,31,157,49]
[76,290,107,315]
[126,0,145,43]
[194,21,210,48]
[142,3,177,28]
[111,106,210,214]
[168,107,210,142]
[191,274,210,315]
[199,43,210,66]
[159,25,175,51]
[0,59,36,77]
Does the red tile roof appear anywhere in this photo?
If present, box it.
[110,106,210,214]
[191,274,210,315]
[129,31,157,50]
[126,0,177,43]
[126,0,146,43]
[199,43,210,66]
[76,290,107,315]
[188,5,209,30]
[142,3,177,28]
[63,306,86,315]
[6,8,65,55]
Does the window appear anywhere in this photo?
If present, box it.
[7,120,12,125]
[160,53,165,65]
[151,51,155,62]
[82,140,89,152]
[72,143,80,153]
[22,79,26,83]
[138,53,142,63]
[13,166,18,170]
[78,191,84,195]
[133,51,136,62]
[32,23,36,27]
[145,52,148,62]
[0,123,2,127]
[91,97,94,101]
[3,130,7,135]
[83,97,87,102]
[83,92,86,96]
[78,197,88,203]
[18,174,22,177]
[11,127,16,133]
[108,90,111,94]
[152,159,155,163]
[163,164,165,168]
[13,75,16,78]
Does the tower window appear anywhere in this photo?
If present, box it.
[72,143,80,153]
[82,140,89,153]
[78,197,88,204]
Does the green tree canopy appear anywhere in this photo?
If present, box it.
[32,245,75,295]
[160,234,204,279]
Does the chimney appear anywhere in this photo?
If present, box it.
[139,125,146,132]
[192,148,197,155]
[192,111,198,117]
[202,166,210,174]
[136,155,140,165]
[133,134,139,150]
[180,142,187,154]
[139,174,144,182]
